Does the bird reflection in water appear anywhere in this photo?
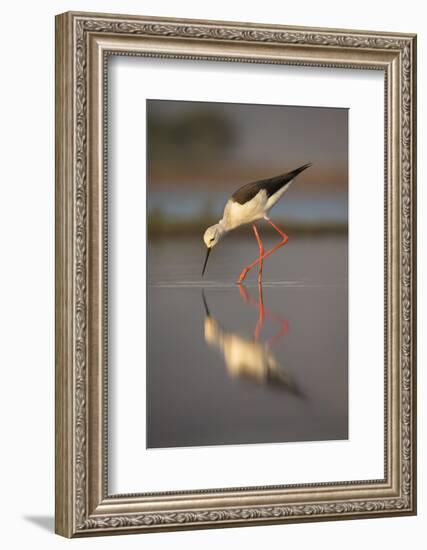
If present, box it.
[202,286,301,395]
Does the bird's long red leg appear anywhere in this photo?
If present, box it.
[238,217,289,283]
[252,224,264,285]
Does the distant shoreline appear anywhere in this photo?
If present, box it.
[148,218,347,238]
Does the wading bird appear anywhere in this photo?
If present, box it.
[202,163,312,283]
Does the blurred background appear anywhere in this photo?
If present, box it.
[147,99,348,236]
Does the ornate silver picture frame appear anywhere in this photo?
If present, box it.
[55,11,417,537]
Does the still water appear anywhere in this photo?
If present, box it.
[147,234,348,448]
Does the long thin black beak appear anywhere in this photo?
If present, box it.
[201,247,211,277]
[201,290,210,316]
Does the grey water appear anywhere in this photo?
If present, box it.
[147,234,348,449]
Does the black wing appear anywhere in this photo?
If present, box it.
[231,163,312,205]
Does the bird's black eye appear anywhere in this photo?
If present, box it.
[209,237,215,243]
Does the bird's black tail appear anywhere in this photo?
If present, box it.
[260,162,312,198]
[288,162,312,178]
[231,162,312,204]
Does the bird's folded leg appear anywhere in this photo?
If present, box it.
[237,218,289,283]
[252,224,264,285]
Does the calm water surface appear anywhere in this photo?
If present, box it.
[147,235,348,448]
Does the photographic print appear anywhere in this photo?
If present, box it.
[147,99,348,448]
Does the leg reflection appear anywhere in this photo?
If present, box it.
[238,283,289,347]
[202,288,301,395]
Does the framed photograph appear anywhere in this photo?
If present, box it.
[55,11,417,537]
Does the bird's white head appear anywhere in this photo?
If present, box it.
[201,223,225,277]
[203,224,223,249]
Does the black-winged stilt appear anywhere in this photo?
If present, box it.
[201,163,312,283]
